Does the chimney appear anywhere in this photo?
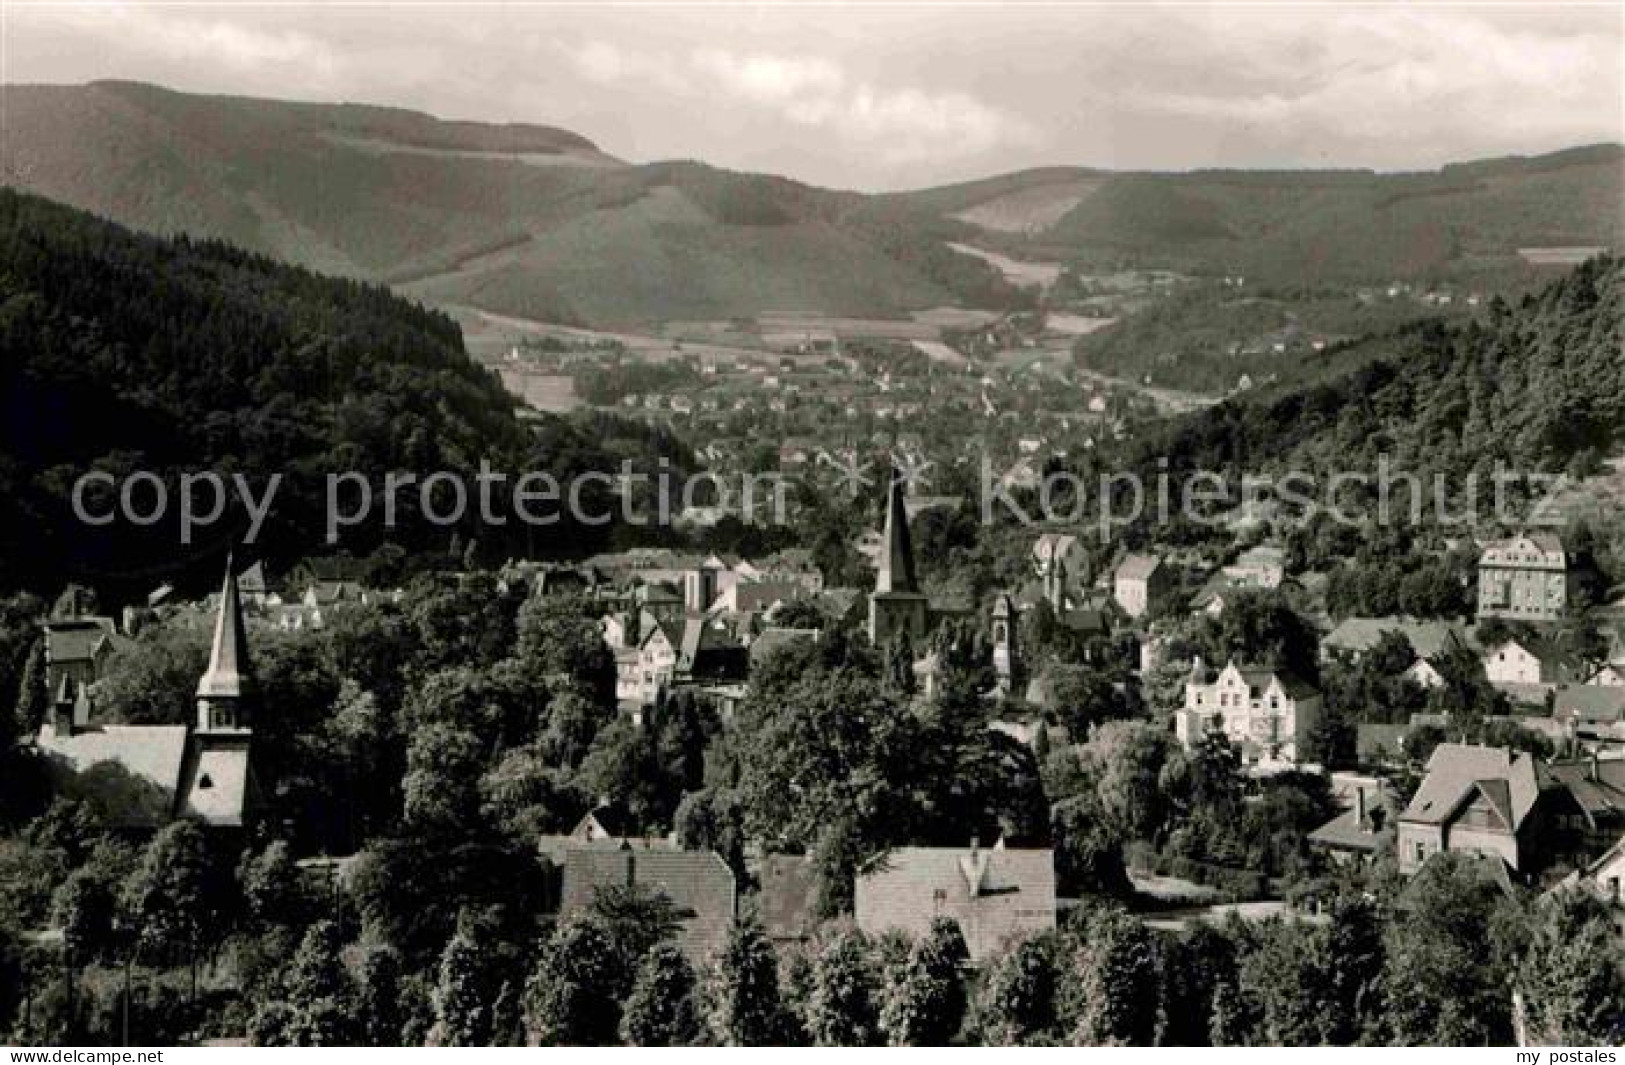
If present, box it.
[1354,786,1368,827]
[1591,748,1601,783]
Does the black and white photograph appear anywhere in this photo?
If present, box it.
[0,0,1622,1050]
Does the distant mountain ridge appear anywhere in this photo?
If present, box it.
[904,147,1624,285]
[3,80,1620,325]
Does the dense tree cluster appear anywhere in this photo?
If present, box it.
[1133,257,1624,527]
[0,190,705,597]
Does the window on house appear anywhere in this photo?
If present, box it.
[198,774,213,790]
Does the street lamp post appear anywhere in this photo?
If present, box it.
[112,916,137,1046]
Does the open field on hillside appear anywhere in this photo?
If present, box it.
[949,177,1103,233]
[948,242,1065,290]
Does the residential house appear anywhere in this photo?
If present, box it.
[42,616,130,693]
[1223,544,1286,589]
[707,579,805,618]
[1114,553,1171,619]
[1484,636,1578,690]
[1322,616,1479,689]
[1308,777,1397,862]
[1175,658,1323,766]
[1477,533,1570,622]
[1396,744,1584,877]
[635,582,686,626]
[1546,754,1625,856]
[1554,687,1625,739]
[854,842,1056,963]
[751,548,826,595]
[1586,662,1625,688]
[559,848,737,965]
[624,616,747,708]
[237,561,270,606]
[1405,658,1449,690]
[536,805,676,864]
[1564,836,1625,939]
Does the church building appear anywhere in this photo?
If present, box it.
[867,469,931,647]
[33,557,260,830]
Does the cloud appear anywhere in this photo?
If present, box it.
[1115,7,1619,162]
[567,41,1040,165]
[23,3,342,81]
[3,4,1618,188]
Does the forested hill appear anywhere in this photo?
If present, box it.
[1140,257,1624,485]
[2,81,1028,326]
[0,190,661,596]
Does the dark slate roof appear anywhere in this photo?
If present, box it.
[1225,661,1319,701]
[678,619,747,680]
[1547,758,1625,822]
[1307,805,1394,853]
[43,618,121,665]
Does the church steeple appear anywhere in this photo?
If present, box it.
[867,466,930,647]
[196,553,253,733]
[876,466,918,595]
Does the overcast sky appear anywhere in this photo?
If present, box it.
[5,2,1621,191]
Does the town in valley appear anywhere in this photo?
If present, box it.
[0,2,1622,1049]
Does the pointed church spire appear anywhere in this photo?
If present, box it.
[876,465,918,595]
[197,553,253,704]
